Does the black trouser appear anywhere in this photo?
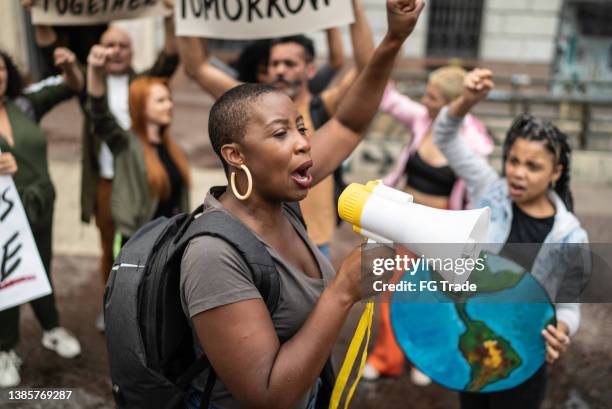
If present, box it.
[459,365,547,409]
[0,220,60,351]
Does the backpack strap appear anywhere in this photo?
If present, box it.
[283,201,306,230]
[174,209,281,409]
[179,210,281,313]
[316,359,336,409]
[174,194,316,408]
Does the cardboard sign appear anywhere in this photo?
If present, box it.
[0,174,52,312]
[31,0,170,25]
[176,0,354,39]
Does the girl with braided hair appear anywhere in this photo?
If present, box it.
[433,69,588,409]
[502,115,574,212]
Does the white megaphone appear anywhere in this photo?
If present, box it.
[338,181,491,283]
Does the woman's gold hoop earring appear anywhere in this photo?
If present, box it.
[230,164,253,200]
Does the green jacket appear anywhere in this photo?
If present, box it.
[1,80,74,272]
[87,95,190,238]
[0,81,74,230]
[79,52,179,223]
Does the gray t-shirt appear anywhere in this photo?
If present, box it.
[180,192,336,409]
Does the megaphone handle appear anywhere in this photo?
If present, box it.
[361,229,391,244]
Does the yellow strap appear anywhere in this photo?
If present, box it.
[328,301,374,409]
[342,302,374,409]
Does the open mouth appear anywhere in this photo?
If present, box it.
[508,181,526,196]
[290,160,313,189]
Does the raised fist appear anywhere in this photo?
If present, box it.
[462,68,494,106]
[386,0,426,43]
[54,47,76,71]
[87,45,113,71]
[21,0,36,11]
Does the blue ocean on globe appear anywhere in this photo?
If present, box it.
[390,252,555,392]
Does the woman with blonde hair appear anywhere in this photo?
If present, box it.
[363,66,494,383]
[382,65,493,209]
[87,45,191,246]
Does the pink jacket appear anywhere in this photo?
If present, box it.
[380,85,494,209]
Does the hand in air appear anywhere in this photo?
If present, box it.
[462,68,494,107]
[386,0,426,43]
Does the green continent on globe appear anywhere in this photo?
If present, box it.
[468,255,524,293]
[455,303,522,391]
[429,252,525,303]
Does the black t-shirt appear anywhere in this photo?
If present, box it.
[499,203,554,271]
[154,143,183,219]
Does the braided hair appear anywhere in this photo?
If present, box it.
[502,114,574,212]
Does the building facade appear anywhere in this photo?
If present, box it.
[2,0,610,90]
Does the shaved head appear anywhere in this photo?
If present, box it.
[209,84,283,172]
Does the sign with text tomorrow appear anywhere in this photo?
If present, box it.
[31,0,169,25]
[0,174,52,312]
[176,0,354,39]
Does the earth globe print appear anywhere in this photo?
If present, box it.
[390,251,555,392]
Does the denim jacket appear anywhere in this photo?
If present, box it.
[433,107,589,336]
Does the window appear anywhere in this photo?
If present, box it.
[426,0,484,59]
[574,1,612,37]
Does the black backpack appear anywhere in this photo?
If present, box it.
[104,187,334,409]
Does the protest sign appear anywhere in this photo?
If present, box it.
[0,174,52,312]
[31,0,170,25]
[176,0,354,39]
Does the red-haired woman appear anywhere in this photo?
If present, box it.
[86,45,191,246]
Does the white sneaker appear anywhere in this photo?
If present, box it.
[410,367,431,386]
[42,327,81,359]
[0,350,22,388]
[361,363,381,381]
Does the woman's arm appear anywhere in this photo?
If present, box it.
[193,288,353,409]
[23,48,81,121]
[86,45,129,153]
[187,238,389,409]
[310,0,426,185]
[380,83,426,129]
[432,69,499,204]
[54,47,83,92]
